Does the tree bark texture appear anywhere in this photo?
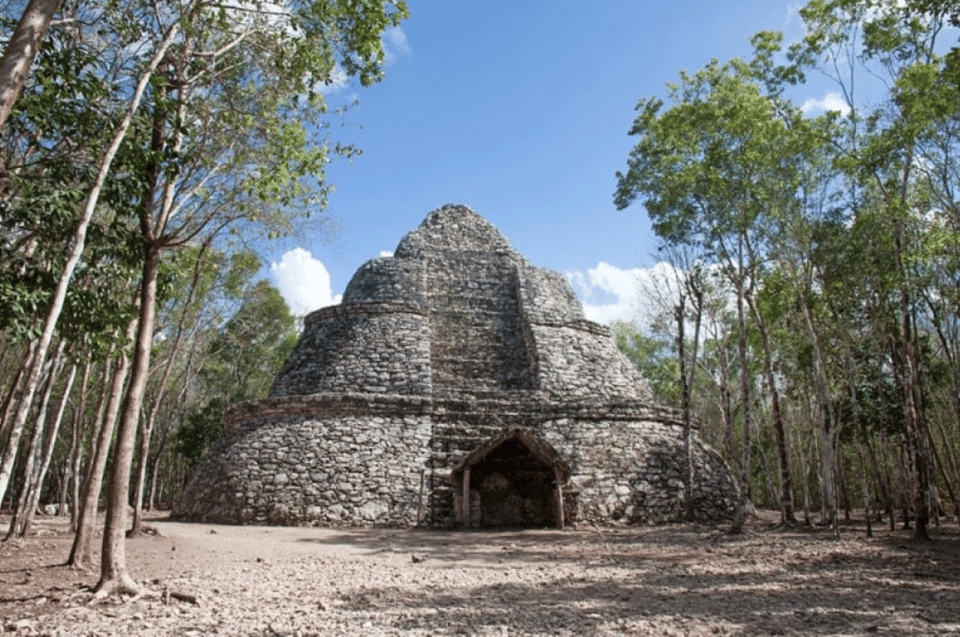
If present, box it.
[0,0,63,133]
[69,318,138,568]
[96,244,161,595]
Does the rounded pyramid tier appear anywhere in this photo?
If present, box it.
[174,205,738,528]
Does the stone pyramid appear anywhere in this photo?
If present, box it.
[174,205,737,527]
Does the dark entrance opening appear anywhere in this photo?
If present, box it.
[473,438,555,527]
[453,427,569,529]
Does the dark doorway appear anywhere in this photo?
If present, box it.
[470,438,557,527]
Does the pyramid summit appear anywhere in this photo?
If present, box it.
[174,204,737,527]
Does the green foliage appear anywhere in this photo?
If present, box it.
[614,57,811,265]
[201,279,298,404]
[174,399,224,469]
[614,0,960,517]
[612,321,682,408]
[0,25,143,351]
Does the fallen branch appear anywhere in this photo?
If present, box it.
[163,588,200,606]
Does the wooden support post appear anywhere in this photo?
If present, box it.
[554,465,564,530]
[462,466,471,527]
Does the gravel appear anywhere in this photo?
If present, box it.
[3,512,960,636]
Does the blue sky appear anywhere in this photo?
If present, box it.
[268,1,815,326]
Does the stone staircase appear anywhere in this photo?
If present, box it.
[426,253,532,395]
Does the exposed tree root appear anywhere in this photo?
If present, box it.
[86,575,200,608]
[90,573,143,603]
[66,558,92,572]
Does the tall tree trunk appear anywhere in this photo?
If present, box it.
[0,0,63,135]
[747,293,796,524]
[130,240,209,533]
[18,362,77,538]
[71,354,111,531]
[96,244,162,597]
[931,417,960,523]
[715,341,735,467]
[68,315,138,569]
[729,251,752,534]
[128,416,154,536]
[797,428,812,525]
[147,432,168,511]
[0,342,41,504]
[65,358,92,519]
[820,420,838,527]
[4,341,66,540]
[0,20,180,508]
[898,279,930,540]
[676,296,694,521]
[0,342,33,441]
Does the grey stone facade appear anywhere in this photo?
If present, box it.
[174,205,738,527]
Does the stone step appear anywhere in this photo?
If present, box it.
[430,358,528,373]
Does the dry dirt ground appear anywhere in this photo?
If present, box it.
[1,510,959,636]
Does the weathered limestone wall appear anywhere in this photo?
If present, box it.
[515,265,651,402]
[175,205,739,528]
[269,257,432,398]
[539,419,737,524]
[269,306,432,397]
[175,393,739,527]
[173,407,432,526]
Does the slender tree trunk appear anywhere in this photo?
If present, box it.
[931,417,960,523]
[68,316,138,569]
[71,354,111,531]
[0,20,180,508]
[900,305,930,540]
[0,342,41,504]
[147,433,167,511]
[0,0,63,135]
[729,255,752,535]
[19,362,77,538]
[65,358,92,520]
[864,430,890,524]
[897,438,913,530]
[96,244,162,596]
[798,429,812,525]
[676,296,695,521]
[717,346,735,465]
[738,288,751,503]
[747,293,795,524]
[4,341,66,540]
[129,416,155,536]
[130,242,210,533]
[0,342,34,441]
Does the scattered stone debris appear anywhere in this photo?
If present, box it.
[2,512,959,636]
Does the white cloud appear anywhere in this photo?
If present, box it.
[313,26,409,95]
[270,248,342,316]
[566,261,684,327]
[379,250,394,258]
[314,64,350,95]
[801,91,852,116]
[383,26,411,63]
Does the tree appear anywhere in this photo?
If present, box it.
[202,280,298,404]
[782,0,960,540]
[615,58,804,526]
[87,0,408,597]
[0,0,63,137]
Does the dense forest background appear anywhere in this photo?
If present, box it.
[0,0,957,595]
[0,0,408,597]
[613,0,960,541]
